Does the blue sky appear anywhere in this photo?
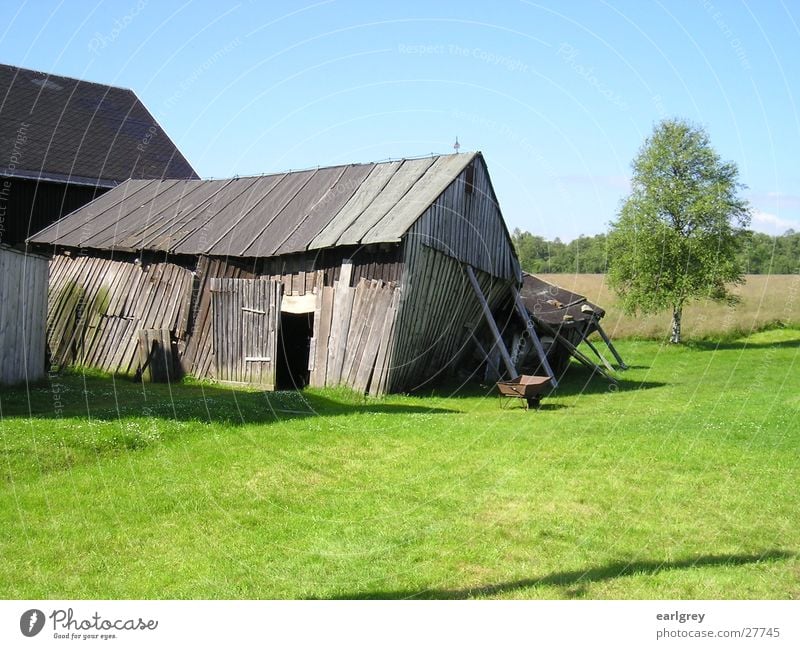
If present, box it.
[2,0,799,240]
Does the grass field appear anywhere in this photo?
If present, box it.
[539,274,800,340]
[1,327,798,599]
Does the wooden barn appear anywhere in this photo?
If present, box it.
[0,63,197,248]
[0,63,197,385]
[29,152,533,395]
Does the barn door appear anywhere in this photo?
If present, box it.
[210,278,282,388]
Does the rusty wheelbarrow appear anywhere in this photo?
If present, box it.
[496,375,552,409]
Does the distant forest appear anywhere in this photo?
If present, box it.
[511,229,800,275]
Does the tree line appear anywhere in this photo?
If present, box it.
[511,228,800,275]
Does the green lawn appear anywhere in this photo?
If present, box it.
[1,328,798,599]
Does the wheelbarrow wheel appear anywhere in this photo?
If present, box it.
[525,396,542,410]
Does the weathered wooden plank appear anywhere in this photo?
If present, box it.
[340,278,371,384]
[354,282,395,393]
[138,328,174,382]
[512,286,556,385]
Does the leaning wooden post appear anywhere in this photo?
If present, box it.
[579,319,615,374]
[469,331,501,382]
[594,320,629,370]
[511,287,557,387]
[464,265,518,380]
[538,321,616,382]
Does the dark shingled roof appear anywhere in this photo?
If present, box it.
[520,272,605,326]
[0,63,198,187]
[29,152,478,256]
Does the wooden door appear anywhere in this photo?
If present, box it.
[210,277,282,387]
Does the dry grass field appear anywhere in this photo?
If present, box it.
[539,274,800,340]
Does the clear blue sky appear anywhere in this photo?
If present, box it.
[2,0,798,240]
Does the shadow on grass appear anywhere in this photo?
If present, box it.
[329,550,796,599]
[414,364,665,404]
[0,374,460,424]
[686,338,800,352]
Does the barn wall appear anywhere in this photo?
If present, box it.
[386,240,514,393]
[181,247,404,382]
[1,177,105,246]
[307,273,400,395]
[406,155,521,283]
[46,255,194,376]
[382,155,521,393]
[0,246,48,384]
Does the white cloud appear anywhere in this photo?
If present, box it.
[751,209,798,235]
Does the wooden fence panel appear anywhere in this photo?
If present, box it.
[0,247,48,385]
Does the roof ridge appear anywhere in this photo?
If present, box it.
[0,62,135,93]
[204,151,478,181]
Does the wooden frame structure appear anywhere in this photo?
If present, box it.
[514,273,627,383]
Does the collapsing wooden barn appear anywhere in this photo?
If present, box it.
[29,152,528,395]
[512,273,627,381]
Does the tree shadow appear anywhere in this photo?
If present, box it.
[327,550,796,599]
[686,338,800,352]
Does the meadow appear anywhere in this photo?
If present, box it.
[540,274,800,340]
[1,327,798,599]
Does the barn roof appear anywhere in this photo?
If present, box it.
[519,273,605,326]
[29,152,479,256]
[0,64,198,187]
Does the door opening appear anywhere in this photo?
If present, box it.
[276,311,313,389]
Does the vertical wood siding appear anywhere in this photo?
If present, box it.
[406,156,521,283]
[383,156,520,392]
[308,275,400,395]
[0,247,48,384]
[180,248,403,380]
[46,255,193,376]
[210,277,282,387]
[387,240,513,393]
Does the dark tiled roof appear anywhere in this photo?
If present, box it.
[0,64,198,186]
[29,152,477,256]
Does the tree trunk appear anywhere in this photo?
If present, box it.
[670,305,682,344]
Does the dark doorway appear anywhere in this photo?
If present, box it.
[276,311,313,389]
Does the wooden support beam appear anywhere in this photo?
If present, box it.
[511,287,557,387]
[539,321,616,382]
[595,320,629,370]
[464,265,518,379]
[579,320,615,373]
[469,331,501,382]
[583,336,616,373]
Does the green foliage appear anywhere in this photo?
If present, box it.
[511,229,609,273]
[740,230,800,274]
[511,229,799,276]
[607,119,751,331]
